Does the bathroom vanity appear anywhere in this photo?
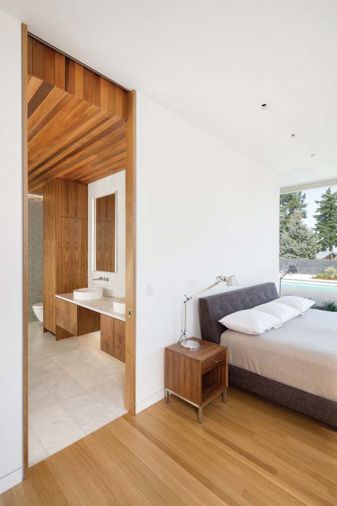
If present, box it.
[55,293,125,362]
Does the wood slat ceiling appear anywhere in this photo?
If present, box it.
[27,36,128,194]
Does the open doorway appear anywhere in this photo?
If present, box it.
[22,27,136,471]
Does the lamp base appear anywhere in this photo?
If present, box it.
[180,339,201,351]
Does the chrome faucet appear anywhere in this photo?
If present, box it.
[92,276,109,282]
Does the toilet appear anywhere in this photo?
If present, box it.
[32,302,43,323]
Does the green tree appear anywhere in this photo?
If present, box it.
[314,187,337,254]
[280,191,307,232]
[280,210,318,259]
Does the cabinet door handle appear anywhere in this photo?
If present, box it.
[128,308,132,318]
[213,359,225,364]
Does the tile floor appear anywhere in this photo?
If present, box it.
[29,321,126,466]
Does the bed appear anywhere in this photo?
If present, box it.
[199,282,337,428]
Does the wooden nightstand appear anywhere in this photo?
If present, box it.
[165,338,228,422]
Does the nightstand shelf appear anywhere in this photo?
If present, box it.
[165,338,228,422]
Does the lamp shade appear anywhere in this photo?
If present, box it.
[226,275,238,286]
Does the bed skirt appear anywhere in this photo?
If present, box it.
[229,365,337,429]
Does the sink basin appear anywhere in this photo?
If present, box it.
[73,287,103,301]
[112,299,125,314]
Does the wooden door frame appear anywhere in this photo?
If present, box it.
[22,25,137,474]
[22,23,29,476]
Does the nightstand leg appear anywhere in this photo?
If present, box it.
[197,407,203,423]
[221,389,228,403]
[165,389,170,404]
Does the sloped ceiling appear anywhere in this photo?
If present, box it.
[1,0,337,188]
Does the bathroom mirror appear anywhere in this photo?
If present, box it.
[95,193,116,272]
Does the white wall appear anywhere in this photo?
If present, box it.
[0,10,23,493]
[88,171,126,298]
[136,93,279,412]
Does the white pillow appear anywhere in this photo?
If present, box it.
[274,295,315,314]
[219,309,280,335]
[254,301,300,327]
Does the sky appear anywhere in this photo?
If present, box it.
[304,184,337,230]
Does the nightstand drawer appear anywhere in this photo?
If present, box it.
[201,349,226,373]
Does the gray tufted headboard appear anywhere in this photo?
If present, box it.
[199,282,279,344]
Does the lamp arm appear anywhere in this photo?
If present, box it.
[280,271,288,280]
[185,278,226,301]
[179,278,226,342]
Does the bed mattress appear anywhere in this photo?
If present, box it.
[221,308,337,402]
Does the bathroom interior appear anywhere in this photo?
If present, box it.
[27,35,133,466]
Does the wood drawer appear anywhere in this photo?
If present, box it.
[114,319,125,337]
[113,334,125,362]
[55,298,77,335]
[201,349,227,374]
[100,314,125,362]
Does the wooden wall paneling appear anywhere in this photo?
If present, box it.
[28,35,127,118]
[55,179,88,295]
[30,37,44,81]
[74,63,84,99]
[43,45,55,85]
[43,179,88,334]
[54,51,65,89]
[22,23,29,476]
[43,181,57,333]
[27,35,128,194]
[100,78,109,111]
[27,75,42,102]
[125,90,136,414]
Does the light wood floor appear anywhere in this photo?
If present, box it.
[1,388,337,505]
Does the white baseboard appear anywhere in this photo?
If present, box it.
[136,389,164,413]
[0,467,23,494]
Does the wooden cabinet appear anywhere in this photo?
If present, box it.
[55,298,77,335]
[55,298,100,340]
[44,179,88,334]
[101,314,125,362]
[54,298,125,359]
[165,339,228,423]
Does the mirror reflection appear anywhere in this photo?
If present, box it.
[95,193,116,272]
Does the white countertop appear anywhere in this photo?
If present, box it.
[55,293,126,321]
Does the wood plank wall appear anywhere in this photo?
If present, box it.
[27,36,128,194]
[43,179,88,334]
[28,36,127,118]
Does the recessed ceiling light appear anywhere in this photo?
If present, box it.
[260,103,268,109]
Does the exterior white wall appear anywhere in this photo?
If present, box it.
[88,171,126,298]
[0,10,23,493]
[135,93,279,412]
